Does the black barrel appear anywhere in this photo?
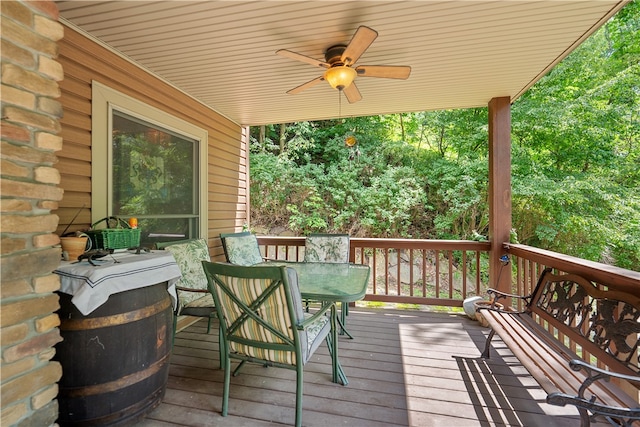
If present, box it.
[55,282,173,426]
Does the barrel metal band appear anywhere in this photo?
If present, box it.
[58,353,171,397]
[60,297,172,331]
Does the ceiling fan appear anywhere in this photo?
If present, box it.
[276,26,411,103]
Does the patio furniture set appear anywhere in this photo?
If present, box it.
[53,233,638,426]
[160,232,368,427]
[167,232,639,426]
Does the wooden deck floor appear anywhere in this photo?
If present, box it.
[137,307,595,427]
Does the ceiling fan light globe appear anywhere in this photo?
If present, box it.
[324,66,356,91]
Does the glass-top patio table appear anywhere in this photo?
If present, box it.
[263,261,370,385]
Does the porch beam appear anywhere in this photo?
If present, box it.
[488,97,512,293]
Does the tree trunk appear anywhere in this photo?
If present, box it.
[279,123,286,154]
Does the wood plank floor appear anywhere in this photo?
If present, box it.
[137,307,599,427]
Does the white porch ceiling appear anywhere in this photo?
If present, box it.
[57,1,629,126]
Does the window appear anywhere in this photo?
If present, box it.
[92,81,207,246]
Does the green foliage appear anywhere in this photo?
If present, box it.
[249,3,639,270]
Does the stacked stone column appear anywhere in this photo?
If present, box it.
[1,1,65,425]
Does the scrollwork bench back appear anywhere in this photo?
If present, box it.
[478,267,640,427]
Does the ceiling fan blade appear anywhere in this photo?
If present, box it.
[343,82,362,104]
[341,26,378,66]
[286,76,325,94]
[355,65,412,79]
[276,49,329,68]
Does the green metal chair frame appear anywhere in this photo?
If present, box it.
[201,261,338,427]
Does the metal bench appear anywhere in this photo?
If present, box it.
[477,267,640,427]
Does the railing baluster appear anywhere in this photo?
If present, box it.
[475,251,481,296]
[435,249,441,299]
[462,250,468,298]
[420,249,427,298]
[396,247,401,297]
[372,245,377,295]
[384,248,390,296]
[448,250,454,299]
[409,249,414,297]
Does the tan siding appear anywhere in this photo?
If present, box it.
[59,175,91,193]
[59,111,91,137]
[59,75,92,100]
[56,157,91,177]
[58,89,91,116]
[59,126,90,147]
[55,25,246,243]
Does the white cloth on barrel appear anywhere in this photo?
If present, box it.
[54,250,181,315]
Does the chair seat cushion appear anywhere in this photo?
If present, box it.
[184,293,214,309]
[302,312,331,363]
[181,304,215,318]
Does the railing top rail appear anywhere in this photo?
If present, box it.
[505,243,640,292]
[256,236,490,251]
[256,236,304,244]
[350,238,490,251]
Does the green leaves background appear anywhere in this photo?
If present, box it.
[249,2,639,270]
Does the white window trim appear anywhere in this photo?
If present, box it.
[91,80,208,238]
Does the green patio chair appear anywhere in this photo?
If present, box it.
[304,233,352,335]
[156,239,217,341]
[219,231,264,265]
[201,261,337,427]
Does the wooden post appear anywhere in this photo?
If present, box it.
[488,97,512,293]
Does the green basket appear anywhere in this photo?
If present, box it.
[87,217,141,250]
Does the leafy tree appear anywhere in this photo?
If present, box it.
[249,2,639,269]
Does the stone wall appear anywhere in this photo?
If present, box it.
[1,1,65,425]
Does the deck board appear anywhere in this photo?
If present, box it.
[137,308,607,427]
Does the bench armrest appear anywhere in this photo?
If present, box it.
[547,359,640,424]
[568,359,640,387]
[485,288,533,312]
[486,288,531,300]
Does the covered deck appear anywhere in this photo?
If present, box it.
[1,2,636,427]
[139,308,607,427]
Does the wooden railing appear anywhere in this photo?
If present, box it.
[257,237,640,308]
[257,236,491,307]
[257,236,640,398]
[504,244,640,295]
[505,243,640,310]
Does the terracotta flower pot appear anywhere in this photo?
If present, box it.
[60,236,89,260]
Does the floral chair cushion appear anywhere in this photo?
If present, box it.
[223,234,263,266]
[304,235,349,263]
[164,239,211,314]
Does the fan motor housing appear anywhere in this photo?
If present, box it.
[325,45,347,65]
